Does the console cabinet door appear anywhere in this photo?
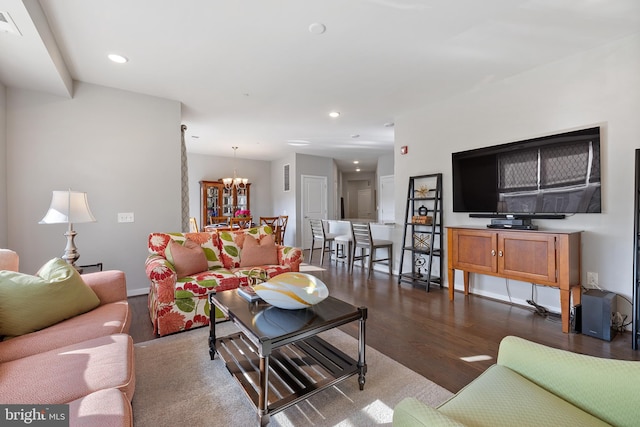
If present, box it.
[451,228,497,274]
[498,232,557,284]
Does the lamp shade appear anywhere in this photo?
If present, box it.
[39,190,96,224]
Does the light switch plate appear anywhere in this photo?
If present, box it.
[117,212,134,223]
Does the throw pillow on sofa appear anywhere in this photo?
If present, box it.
[0,257,100,336]
[240,234,278,267]
[166,239,209,278]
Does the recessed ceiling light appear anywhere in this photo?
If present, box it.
[308,22,326,35]
[108,54,128,64]
[353,160,359,164]
[356,168,361,172]
[287,139,310,146]
[329,111,340,118]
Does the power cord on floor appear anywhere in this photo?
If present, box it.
[526,299,549,317]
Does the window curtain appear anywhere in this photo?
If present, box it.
[181,124,190,232]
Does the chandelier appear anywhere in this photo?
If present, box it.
[222,146,249,190]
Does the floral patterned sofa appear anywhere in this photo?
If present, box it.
[145,225,303,336]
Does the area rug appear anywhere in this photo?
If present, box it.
[299,263,327,272]
[132,323,452,426]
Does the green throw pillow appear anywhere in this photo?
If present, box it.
[0,258,101,337]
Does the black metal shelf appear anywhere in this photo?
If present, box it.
[633,149,640,350]
[398,173,443,291]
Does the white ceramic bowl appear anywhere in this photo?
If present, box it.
[253,272,329,309]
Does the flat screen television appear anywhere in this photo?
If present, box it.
[452,127,601,216]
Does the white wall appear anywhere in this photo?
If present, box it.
[0,82,6,247]
[396,34,640,321]
[270,152,297,247]
[295,153,336,247]
[377,153,394,177]
[187,153,272,228]
[6,82,182,295]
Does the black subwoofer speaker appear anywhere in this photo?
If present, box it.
[581,289,617,341]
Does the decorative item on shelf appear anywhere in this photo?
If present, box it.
[415,254,426,277]
[222,146,249,190]
[418,205,428,216]
[235,209,251,218]
[413,233,431,251]
[253,272,329,309]
[39,189,96,270]
[411,215,433,225]
[415,185,429,198]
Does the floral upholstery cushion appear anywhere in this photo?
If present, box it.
[175,268,239,298]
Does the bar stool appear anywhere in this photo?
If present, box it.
[334,233,353,271]
[309,219,339,266]
[351,222,393,278]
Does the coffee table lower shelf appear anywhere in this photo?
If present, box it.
[215,332,360,420]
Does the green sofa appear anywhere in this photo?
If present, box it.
[393,336,639,427]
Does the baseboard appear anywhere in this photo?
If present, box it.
[450,284,561,314]
[128,286,149,297]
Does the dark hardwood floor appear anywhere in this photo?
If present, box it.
[129,256,640,393]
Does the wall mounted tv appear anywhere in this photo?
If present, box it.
[452,127,601,216]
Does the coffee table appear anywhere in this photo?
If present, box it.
[209,290,367,426]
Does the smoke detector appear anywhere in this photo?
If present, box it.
[0,11,21,35]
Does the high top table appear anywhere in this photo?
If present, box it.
[209,290,367,426]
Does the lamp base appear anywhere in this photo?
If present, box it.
[62,227,81,270]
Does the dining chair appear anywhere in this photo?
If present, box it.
[278,215,288,245]
[259,216,280,242]
[308,219,339,266]
[189,217,199,232]
[351,222,393,278]
[229,216,252,229]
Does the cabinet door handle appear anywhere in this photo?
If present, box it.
[491,250,496,256]
[498,250,503,257]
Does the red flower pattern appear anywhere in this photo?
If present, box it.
[149,233,170,253]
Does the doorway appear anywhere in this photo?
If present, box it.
[301,175,327,250]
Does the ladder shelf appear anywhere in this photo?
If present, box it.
[398,173,443,291]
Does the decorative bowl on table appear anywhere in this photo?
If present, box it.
[253,272,329,309]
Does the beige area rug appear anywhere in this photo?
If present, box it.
[133,323,452,426]
[299,263,327,272]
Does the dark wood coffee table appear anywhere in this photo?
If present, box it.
[209,290,367,426]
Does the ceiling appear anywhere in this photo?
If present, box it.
[1,0,639,172]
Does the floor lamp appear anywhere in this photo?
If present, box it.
[40,189,96,269]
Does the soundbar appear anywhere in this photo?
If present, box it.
[469,213,566,219]
[486,217,538,230]
[486,224,538,230]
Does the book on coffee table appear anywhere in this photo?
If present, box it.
[237,286,261,302]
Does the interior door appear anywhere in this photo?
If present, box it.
[357,189,373,219]
[301,175,327,250]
